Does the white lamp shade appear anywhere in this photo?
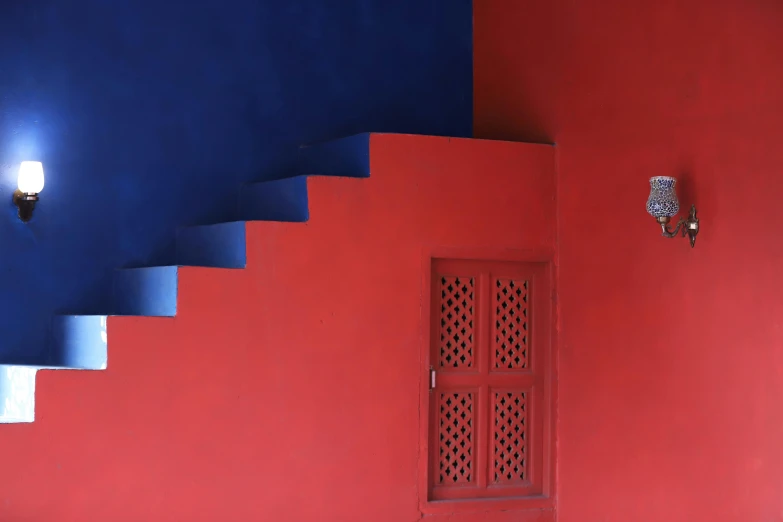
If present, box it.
[18,161,44,194]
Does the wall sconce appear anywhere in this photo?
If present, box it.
[646,176,699,248]
[13,161,44,223]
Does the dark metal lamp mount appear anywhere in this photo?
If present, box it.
[13,191,39,223]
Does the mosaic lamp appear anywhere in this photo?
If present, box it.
[13,161,45,223]
[646,176,699,248]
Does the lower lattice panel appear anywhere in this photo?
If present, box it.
[438,391,474,484]
[492,390,527,484]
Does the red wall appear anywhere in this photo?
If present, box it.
[476,1,783,520]
[0,135,555,521]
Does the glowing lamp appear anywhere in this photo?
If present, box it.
[13,161,44,223]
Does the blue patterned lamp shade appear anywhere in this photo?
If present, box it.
[646,176,680,218]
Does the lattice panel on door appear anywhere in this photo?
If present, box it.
[439,276,474,369]
[492,391,527,484]
[438,392,474,485]
[493,279,528,370]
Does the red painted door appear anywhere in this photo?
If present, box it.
[428,259,550,501]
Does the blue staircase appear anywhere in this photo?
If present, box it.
[0,133,371,423]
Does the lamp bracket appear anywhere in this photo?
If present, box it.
[13,190,38,223]
[657,205,699,248]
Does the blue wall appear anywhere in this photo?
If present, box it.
[0,0,472,364]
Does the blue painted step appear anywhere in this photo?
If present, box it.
[238,176,309,222]
[112,266,179,317]
[176,221,247,269]
[1,315,110,422]
[48,315,108,369]
[297,133,371,178]
[0,365,37,423]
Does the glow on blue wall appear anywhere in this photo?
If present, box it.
[0,1,472,364]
